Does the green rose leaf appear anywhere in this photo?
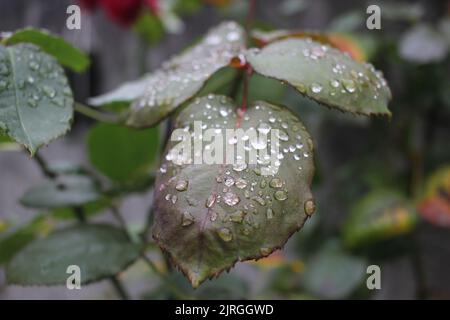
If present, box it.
[87,123,159,182]
[20,175,100,209]
[245,38,391,117]
[6,224,142,285]
[0,43,73,154]
[303,240,366,299]
[125,21,245,128]
[152,95,315,288]
[4,28,90,72]
[343,190,417,249]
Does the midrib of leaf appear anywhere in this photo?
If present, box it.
[196,101,246,275]
[7,47,34,151]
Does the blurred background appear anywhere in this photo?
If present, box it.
[0,0,449,299]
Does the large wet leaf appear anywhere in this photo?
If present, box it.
[87,123,159,182]
[302,240,366,299]
[418,165,450,227]
[245,38,391,117]
[20,175,100,209]
[125,21,245,128]
[0,43,73,154]
[152,94,315,287]
[343,190,417,249]
[4,28,90,73]
[6,224,142,285]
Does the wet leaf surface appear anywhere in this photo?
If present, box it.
[343,190,417,248]
[0,43,73,154]
[126,21,245,128]
[152,94,315,287]
[6,224,141,285]
[245,38,391,117]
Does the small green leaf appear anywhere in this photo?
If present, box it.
[245,38,391,117]
[87,123,159,182]
[0,43,74,154]
[6,224,142,285]
[152,95,315,287]
[343,190,417,249]
[20,175,100,209]
[4,28,90,72]
[303,240,366,299]
[126,21,245,128]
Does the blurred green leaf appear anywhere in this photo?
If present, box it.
[87,123,159,182]
[343,190,417,249]
[6,224,142,285]
[4,28,90,72]
[20,175,100,209]
[133,12,164,45]
[302,239,366,299]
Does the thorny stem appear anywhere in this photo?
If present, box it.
[74,102,121,124]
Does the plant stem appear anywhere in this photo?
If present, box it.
[31,152,132,300]
[33,152,57,179]
[74,103,121,124]
[110,276,130,300]
[245,0,256,37]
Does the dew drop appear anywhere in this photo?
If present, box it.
[229,210,245,223]
[252,196,266,206]
[274,190,288,201]
[260,247,271,256]
[218,228,233,242]
[310,83,323,94]
[182,211,194,226]
[266,208,274,219]
[257,122,271,135]
[342,79,356,93]
[269,178,283,189]
[223,192,240,206]
[175,179,188,191]
[224,177,235,187]
[43,85,56,98]
[235,178,248,189]
[330,79,340,88]
[233,162,247,172]
[205,194,216,208]
[304,199,316,216]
